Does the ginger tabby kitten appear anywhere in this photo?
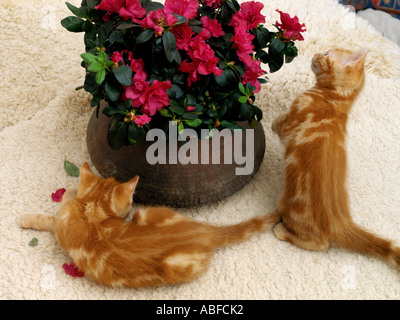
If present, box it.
[20,162,279,288]
[272,48,400,267]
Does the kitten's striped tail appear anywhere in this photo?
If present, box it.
[333,222,400,268]
[213,212,281,247]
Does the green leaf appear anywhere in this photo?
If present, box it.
[182,113,197,120]
[136,29,154,44]
[90,89,102,107]
[252,106,263,121]
[220,120,243,130]
[268,52,284,73]
[98,49,107,63]
[106,60,114,67]
[178,122,184,134]
[171,13,187,24]
[238,96,248,104]
[84,72,100,92]
[270,38,285,53]
[216,68,237,87]
[85,39,97,49]
[167,84,184,99]
[258,77,268,84]
[170,105,185,115]
[102,106,126,116]
[87,62,104,72]
[159,108,173,118]
[238,82,246,95]
[65,2,87,18]
[185,119,202,127]
[215,70,227,87]
[86,0,99,9]
[82,19,93,32]
[64,157,80,177]
[96,68,106,84]
[81,53,98,65]
[98,24,109,46]
[141,1,164,13]
[255,27,271,49]
[128,124,145,146]
[112,65,133,87]
[109,30,124,44]
[29,238,38,246]
[162,31,177,63]
[108,120,127,150]
[84,25,97,48]
[240,103,253,120]
[61,16,84,32]
[105,79,121,103]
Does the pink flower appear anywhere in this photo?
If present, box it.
[199,16,225,40]
[170,23,194,50]
[62,262,84,278]
[164,0,199,20]
[186,106,195,112]
[197,57,222,76]
[140,9,178,36]
[130,58,147,81]
[110,50,126,64]
[119,0,146,22]
[141,80,172,116]
[231,25,255,56]
[95,0,125,12]
[200,0,223,9]
[51,188,66,202]
[179,35,223,86]
[275,9,306,41]
[242,58,265,93]
[133,114,152,127]
[229,1,265,30]
[179,58,222,87]
[179,60,200,87]
[124,79,149,108]
[188,35,215,61]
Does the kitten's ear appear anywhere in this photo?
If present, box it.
[346,48,369,68]
[120,176,139,197]
[79,162,96,182]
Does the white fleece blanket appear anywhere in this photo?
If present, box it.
[1,0,400,300]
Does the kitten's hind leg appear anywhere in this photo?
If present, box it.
[19,214,56,232]
[273,222,329,251]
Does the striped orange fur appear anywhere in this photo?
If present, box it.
[272,48,400,267]
[19,162,279,288]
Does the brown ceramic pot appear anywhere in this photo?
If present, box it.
[86,104,266,207]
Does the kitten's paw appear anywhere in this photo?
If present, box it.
[273,223,289,241]
[19,214,36,229]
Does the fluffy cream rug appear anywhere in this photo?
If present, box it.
[1,0,400,300]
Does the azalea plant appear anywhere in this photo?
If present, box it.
[62,0,306,149]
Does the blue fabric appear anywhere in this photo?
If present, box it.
[338,0,400,18]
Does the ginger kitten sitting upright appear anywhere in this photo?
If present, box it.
[20,162,279,288]
[272,48,400,267]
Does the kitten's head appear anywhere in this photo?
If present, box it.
[311,48,369,90]
[77,162,139,218]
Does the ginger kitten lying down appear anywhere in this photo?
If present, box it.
[272,48,400,267]
[20,162,279,288]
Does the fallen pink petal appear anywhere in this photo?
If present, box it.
[51,188,66,202]
[62,262,84,278]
